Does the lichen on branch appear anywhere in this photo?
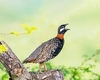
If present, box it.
[0,44,8,54]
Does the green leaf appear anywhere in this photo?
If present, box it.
[2,73,9,80]
[0,63,5,71]
[83,67,90,72]
[94,59,100,63]
[47,62,53,69]
[58,66,70,77]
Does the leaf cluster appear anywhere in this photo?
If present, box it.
[0,23,37,36]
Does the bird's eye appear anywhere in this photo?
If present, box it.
[60,27,65,32]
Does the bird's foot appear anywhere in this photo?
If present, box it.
[39,71,43,74]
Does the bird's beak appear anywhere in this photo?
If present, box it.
[66,28,70,30]
[64,23,68,26]
[64,23,70,30]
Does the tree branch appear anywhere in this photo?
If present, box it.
[0,40,64,80]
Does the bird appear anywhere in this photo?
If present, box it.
[23,24,70,73]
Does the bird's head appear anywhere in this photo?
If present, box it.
[56,24,70,40]
[58,23,70,34]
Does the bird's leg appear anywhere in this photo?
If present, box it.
[44,62,47,71]
[39,63,43,73]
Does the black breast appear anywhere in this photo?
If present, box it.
[50,38,64,59]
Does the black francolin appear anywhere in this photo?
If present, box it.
[23,24,70,73]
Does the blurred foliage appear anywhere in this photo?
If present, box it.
[0,49,100,79]
[0,63,6,71]
[1,73,9,80]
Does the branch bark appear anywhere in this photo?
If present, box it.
[0,40,64,80]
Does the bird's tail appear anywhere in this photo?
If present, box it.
[23,58,29,63]
[23,58,36,63]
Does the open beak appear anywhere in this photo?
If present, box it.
[66,28,70,30]
[64,23,68,26]
[64,23,70,30]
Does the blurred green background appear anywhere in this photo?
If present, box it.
[0,0,100,79]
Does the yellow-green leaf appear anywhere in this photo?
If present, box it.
[21,23,37,35]
[0,44,8,54]
[10,31,20,36]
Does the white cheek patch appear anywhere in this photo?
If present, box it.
[60,28,65,32]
